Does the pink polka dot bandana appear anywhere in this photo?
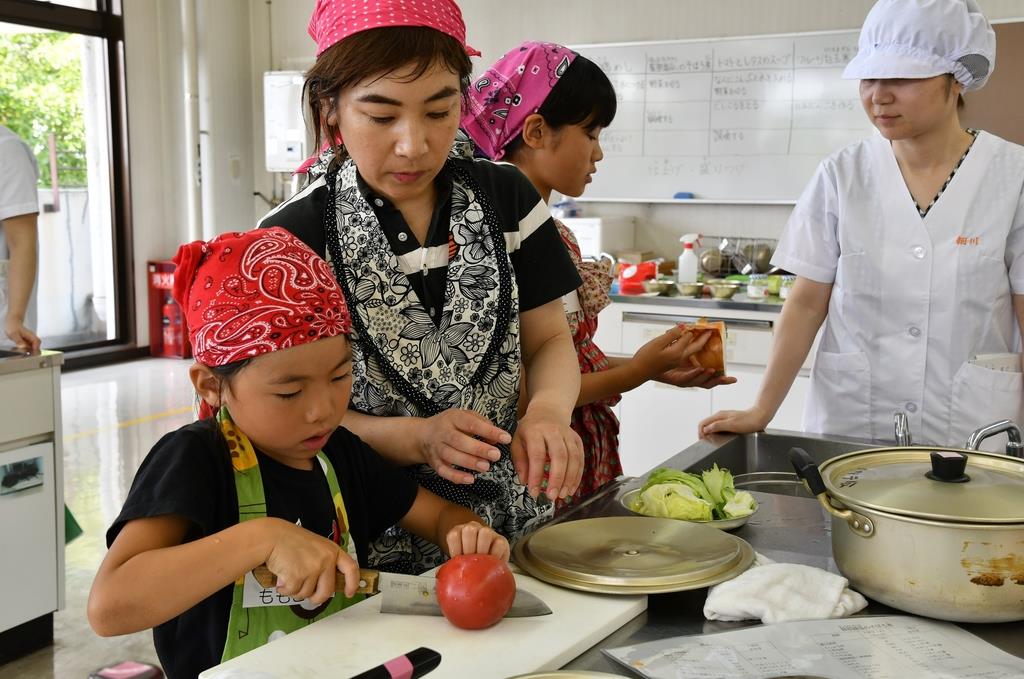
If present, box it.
[307,0,480,58]
[462,41,577,160]
[171,227,351,370]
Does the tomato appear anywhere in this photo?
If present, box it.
[435,554,516,630]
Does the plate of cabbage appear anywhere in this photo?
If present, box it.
[620,464,758,531]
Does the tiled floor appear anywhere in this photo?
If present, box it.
[1,358,196,678]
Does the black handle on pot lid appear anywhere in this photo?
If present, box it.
[789,447,827,496]
[926,450,970,483]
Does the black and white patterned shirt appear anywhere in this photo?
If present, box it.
[260,157,580,325]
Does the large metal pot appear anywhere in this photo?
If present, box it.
[790,446,1024,623]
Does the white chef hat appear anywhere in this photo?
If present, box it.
[842,0,995,91]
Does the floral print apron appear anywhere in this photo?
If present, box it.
[317,147,552,573]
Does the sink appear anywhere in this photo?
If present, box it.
[688,431,873,475]
[650,429,882,499]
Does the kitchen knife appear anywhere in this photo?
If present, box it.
[251,565,552,617]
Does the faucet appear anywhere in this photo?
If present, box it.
[964,419,1024,458]
[894,411,913,446]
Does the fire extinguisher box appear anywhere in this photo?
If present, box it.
[147,260,191,359]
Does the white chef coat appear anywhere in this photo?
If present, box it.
[772,130,1024,447]
[0,125,40,328]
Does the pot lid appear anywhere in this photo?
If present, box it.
[819,447,1024,523]
[519,516,747,587]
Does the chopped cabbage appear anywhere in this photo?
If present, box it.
[642,468,714,504]
[633,465,757,522]
[701,463,735,506]
[721,490,757,518]
[633,483,714,521]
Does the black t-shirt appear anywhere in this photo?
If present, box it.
[258,156,581,324]
[106,420,419,679]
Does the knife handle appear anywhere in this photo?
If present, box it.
[251,564,379,595]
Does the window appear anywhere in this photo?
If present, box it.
[0,0,132,356]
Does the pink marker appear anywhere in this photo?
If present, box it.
[350,647,441,679]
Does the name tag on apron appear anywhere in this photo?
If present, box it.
[241,571,332,609]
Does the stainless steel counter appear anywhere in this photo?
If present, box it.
[553,430,1024,675]
[611,292,785,314]
[0,349,63,378]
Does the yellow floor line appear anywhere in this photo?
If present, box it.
[64,405,194,442]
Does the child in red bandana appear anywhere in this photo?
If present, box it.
[88,228,509,678]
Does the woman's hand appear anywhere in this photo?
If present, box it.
[699,406,772,438]
[416,410,512,485]
[511,404,584,501]
[4,317,40,353]
[265,519,361,603]
[445,521,510,562]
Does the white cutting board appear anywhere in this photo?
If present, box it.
[200,570,646,679]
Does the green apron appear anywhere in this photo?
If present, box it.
[218,408,363,662]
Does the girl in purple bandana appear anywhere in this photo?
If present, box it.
[463,42,736,507]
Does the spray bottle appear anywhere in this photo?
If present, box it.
[677,233,701,284]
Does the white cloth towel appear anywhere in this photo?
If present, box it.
[704,553,868,624]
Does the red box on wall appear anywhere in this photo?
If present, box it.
[147,260,191,359]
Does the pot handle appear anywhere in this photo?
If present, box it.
[789,447,828,495]
[789,448,875,538]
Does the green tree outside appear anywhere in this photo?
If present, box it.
[0,30,86,187]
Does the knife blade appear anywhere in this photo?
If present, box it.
[377,571,552,618]
[251,565,552,617]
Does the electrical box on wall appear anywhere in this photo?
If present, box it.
[263,71,307,172]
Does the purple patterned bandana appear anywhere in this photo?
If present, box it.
[461,41,577,160]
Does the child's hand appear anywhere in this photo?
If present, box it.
[655,366,737,389]
[265,519,361,603]
[445,521,510,562]
[632,326,711,381]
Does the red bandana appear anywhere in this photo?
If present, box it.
[307,0,479,58]
[171,227,351,373]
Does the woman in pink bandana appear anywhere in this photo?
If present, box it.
[262,1,585,573]
[462,42,737,507]
[88,228,509,678]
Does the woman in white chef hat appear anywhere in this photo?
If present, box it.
[701,0,1024,447]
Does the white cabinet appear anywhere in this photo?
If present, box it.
[604,300,813,476]
[710,366,810,431]
[0,351,64,656]
[0,441,58,631]
[559,217,635,260]
[618,382,710,477]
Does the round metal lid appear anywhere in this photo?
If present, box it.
[819,447,1024,523]
[521,516,744,587]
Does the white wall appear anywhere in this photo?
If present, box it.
[122,0,1024,344]
[122,0,255,346]
[197,0,256,236]
[244,0,1024,253]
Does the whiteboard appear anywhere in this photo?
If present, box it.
[573,30,872,203]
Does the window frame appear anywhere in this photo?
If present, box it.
[0,0,135,364]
